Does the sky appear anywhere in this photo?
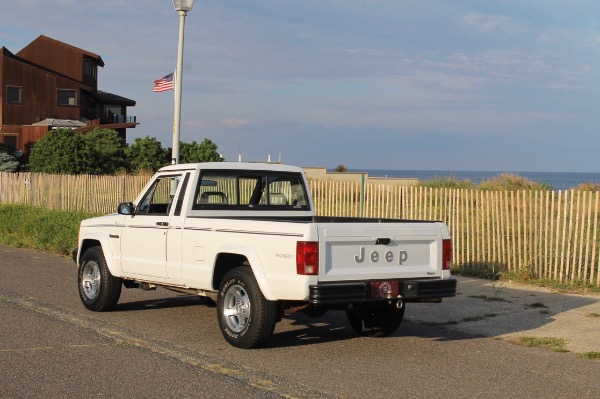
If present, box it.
[1,0,600,172]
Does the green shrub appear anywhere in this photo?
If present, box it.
[0,204,99,256]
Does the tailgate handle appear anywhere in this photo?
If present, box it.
[375,238,391,245]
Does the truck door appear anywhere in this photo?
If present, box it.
[120,174,183,279]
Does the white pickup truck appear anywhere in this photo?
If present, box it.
[74,162,456,348]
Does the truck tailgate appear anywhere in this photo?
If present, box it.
[317,222,445,282]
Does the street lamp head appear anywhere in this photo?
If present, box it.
[173,0,195,12]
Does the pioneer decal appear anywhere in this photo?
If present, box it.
[353,246,408,265]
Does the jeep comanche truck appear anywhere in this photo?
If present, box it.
[74,162,457,348]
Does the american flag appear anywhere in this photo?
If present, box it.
[153,72,174,92]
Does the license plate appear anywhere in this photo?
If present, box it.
[371,280,398,299]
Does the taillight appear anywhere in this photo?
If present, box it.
[443,239,452,270]
[297,241,319,275]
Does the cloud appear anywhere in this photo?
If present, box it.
[345,48,385,57]
[3,0,600,172]
[220,118,250,128]
[462,12,520,34]
[579,32,600,47]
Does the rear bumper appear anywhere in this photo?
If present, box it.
[309,278,457,306]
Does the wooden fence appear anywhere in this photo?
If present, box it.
[2,172,599,287]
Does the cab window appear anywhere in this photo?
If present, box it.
[137,175,182,215]
[192,170,309,210]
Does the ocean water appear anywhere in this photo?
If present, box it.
[350,170,600,192]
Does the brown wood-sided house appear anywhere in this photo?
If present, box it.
[0,35,137,153]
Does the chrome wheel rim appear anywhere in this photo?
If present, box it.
[222,284,250,332]
[81,261,101,300]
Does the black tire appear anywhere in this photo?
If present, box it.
[217,267,277,349]
[78,246,122,311]
[346,302,405,337]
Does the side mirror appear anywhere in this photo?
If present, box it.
[118,202,135,215]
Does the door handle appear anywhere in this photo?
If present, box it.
[156,222,169,227]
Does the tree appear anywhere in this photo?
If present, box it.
[28,128,129,175]
[334,164,348,172]
[28,128,91,174]
[0,152,19,172]
[126,136,170,173]
[81,129,127,174]
[179,138,223,163]
[27,129,223,174]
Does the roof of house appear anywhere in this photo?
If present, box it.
[96,90,136,106]
[1,47,92,91]
[31,119,87,128]
[17,35,105,67]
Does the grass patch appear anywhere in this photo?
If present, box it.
[452,263,600,295]
[417,173,554,191]
[509,277,600,294]
[498,267,600,294]
[518,336,569,353]
[0,204,99,256]
[578,352,600,360]
[574,182,600,191]
[452,262,504,281]
[454,264,600,294]
[587,312,600,318]
[418,176,475,189]
[479,173,553,191]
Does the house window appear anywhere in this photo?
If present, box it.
[83,59,97,79]
[3,135,18,150]
[6,86,22,103]
[105,105,121,122]
[57,89,77,106]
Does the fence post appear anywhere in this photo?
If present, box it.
[360,173,365,218]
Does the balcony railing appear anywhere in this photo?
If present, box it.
[112,115,136,123]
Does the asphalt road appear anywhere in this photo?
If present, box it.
[1,244,599,399]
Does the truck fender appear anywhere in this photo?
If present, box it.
[78,232,122,278]
[215,243,276,301]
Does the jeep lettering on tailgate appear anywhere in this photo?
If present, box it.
[354,246,408,265]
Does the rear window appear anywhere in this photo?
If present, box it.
[192,170,309,210]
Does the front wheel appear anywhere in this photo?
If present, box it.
[78,246,121,311]
[217,267,277,349]
[346,302,405,337]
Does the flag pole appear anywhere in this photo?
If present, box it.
[172,68,178,163]
[172,9,187,164]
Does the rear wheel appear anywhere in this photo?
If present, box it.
[217,267,277,349]
[78,246,121,311]
[346,302,405,337]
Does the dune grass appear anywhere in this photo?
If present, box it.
[419,173,555,191]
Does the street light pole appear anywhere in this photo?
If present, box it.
[172,0,196,164]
